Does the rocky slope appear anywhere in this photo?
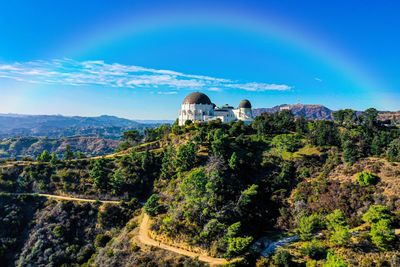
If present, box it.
[253,104,334,120]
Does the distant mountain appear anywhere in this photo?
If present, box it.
[0,136,119,159]
[0,114,161,139]
[253,104,334,120]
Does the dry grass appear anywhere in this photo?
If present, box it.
[327,157,400,197]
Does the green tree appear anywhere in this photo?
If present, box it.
[123,130,142,145]
[180,168,208,204]
[160,145,176,179]
[63,145,74,160]
[144,194,162,217]
[356,171,379,186]
[90,158,109,190]
[37,150,51,162]
[50,152,59,165]
[175,141,196,172]
[228,152,238,170]
[110,169,124,195]
[325,209,351,246]
[323,252,347,267]
[271,134,302,152]
[307,121,339,146]
[225,236,253,258]
[387,138,400,162]
[298,213,324,240]
[362,205,393,224]
[370,219,395,250]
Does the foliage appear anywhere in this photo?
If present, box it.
[271,134,302,152]
[387,138,400,162]
[225,236,253,258]
[301,239,326,260]
[298,213,324,240]
[323,252,348,267]
[362,205,393,224]
[370,219,395,250]
[356,171,379,187]
[144,194,162,217]
[175,141,196,172]
[272,249,292,267]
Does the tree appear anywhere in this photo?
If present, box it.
[110,169,124,195]
[307,121,339,146]
[160,145,176,179]
[175,142,196,172]
[50,153,59,165]
[228,152,238,170]
[356,171,379,187]
[271,134,302,152]
[63,145,74,161]
[123,130,142,145]
[387,138,400,162]
[180,168,208,204]
[272,249,292,267]
[325,210,351,246]
[324,252,347,267]
[298,213,324,240]
[37,150,51,162]
[333,109,358,127]
[225,236,253,258]
[360,108,379,129]
[370,219,395,250]
[144,194,162,217]
[90,158,109,191]
[362,205,393,225]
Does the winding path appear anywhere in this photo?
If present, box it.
[138,214,229,266]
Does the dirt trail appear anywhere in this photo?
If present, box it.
[3,192,120,204]
[138,213,228,266]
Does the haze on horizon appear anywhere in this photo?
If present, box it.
[0,0,399,120]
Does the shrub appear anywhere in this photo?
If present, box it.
[370,219,395,250]
[95,233,111,248]
[301,239,326,260]
[362,205,393,224]
[324,252,347,267]
[271,134,302,152]
[225,236,253,258]
[144,194,162,217]
[325,210,351,246]
[356,171,379,186]
[298,213,324,240]
[272,249,292,267]
[387,138,400,162]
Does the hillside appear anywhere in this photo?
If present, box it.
[0,136,119,159]
[0,111,399,266]
[253,104,334,120]
[0,114,157,139]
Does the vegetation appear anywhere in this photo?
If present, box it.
[0,108,399,266]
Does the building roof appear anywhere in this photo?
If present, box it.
[239,99,252,109]
[183,92,212,105]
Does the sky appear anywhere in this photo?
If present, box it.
[0,0,399,119]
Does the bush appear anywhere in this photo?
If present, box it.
[301,239,326,260]
[225,236,253,258]
[324,251,347,267]
[298,213,324,240]
[271,134,302,152]
[356,171,379,186]
[387,138,400,162]
[362,205,393,224]
[144,194,162,217]
[95,233,111,248]
[272,249,292,267]
[370,219,395,250]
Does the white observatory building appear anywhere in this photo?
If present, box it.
[178,92,253,126]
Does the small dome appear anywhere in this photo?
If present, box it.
[183,92,212,105]
[239,99,252,108]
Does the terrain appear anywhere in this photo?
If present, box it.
[0,108,399,266]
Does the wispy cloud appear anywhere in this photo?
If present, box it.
[314,77,323,82]
[0,59,292,92]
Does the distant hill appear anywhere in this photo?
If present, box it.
[253,104,334,120]
[0,114,161,139]
[0,136,119,159]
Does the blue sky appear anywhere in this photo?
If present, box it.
[0,0,399,119]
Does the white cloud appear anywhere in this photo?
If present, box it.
[0,59,292,92]
[314,77,323,82]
